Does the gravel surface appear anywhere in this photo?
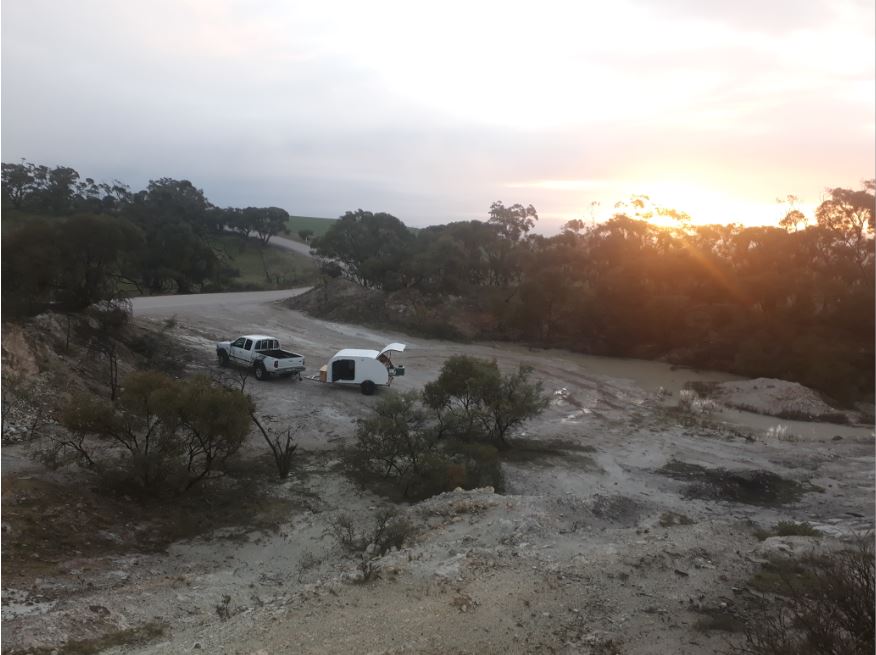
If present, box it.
[2,290,873,655]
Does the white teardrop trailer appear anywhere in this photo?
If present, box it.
[309,343,406,395]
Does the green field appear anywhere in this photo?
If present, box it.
[211,233,318,290]
[285,215,336,242]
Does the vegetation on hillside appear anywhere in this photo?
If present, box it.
[311,192,875,402]
[1,161,314,313]
[3,160,872,401]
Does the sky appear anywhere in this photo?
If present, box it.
[2,0,874,232]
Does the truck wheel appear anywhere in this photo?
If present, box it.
[254,364,267,381]
[361,380,376,395]
[218,351,229,367]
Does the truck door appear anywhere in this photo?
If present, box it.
[230,337,247,361]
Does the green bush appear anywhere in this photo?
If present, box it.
[55,371,253,493]
[423,355,547,447]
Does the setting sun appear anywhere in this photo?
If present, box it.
[635,181,797,228]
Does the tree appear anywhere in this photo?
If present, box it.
[779,209,807,232]
[56,372,252,492]
[488,201,538,242]
[298,229,314,243]
[55,214,144,310]
[129,178,220,292]
[422,356,547,447]
[58,371,180,489]
[245,206,289,247]
[248,410,309,479]
[172,375,253,489]
[481,365,549,446]
[1,161,35,209]
[355,391,435,489]
[85,299,133,401]
[815,183,875,266]
[1,214,143,316]
[136,177,211,227]
[485,202,538,286]
[226,207,254,238]
[313,209,414,288]
[423,356,501,438]
[1,219,62,316]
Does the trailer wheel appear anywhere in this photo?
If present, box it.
[218,351,229,367]
[254,363,267,381]
[361,380,376,395]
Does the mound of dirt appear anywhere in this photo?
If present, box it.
[707,378,850,423]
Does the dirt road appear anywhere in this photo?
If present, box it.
[269,235,315,257]
[3,291,873,654]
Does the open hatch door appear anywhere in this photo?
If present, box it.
[379,343,406,357]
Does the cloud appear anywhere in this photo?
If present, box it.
[1,0,873,229]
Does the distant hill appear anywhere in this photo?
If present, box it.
[286,215,336,242]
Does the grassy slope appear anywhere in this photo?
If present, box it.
[285,215,336,242]
[211,233,318,290]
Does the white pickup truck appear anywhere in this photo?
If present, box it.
[216,335,306,381]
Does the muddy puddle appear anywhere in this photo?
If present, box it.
[658,460,819,506]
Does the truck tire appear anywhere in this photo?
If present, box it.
[254,363,268,381]
[361,380,376,395]
[218,350,229,367]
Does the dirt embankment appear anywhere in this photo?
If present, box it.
[286,278,506,341]
[688,378,866,425]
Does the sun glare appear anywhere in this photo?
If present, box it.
[626,181,797,228]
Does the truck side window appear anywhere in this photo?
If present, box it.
[244,339,253,351]
[255,340,263,350]
[232,338,245,348]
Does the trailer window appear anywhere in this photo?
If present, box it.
[332,359,355,381]
[244,339,253,351]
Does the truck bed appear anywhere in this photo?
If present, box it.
[259,349,303,359]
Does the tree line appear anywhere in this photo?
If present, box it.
[1,160,293,314]
[3,160,871,401]
[312,187,874,403]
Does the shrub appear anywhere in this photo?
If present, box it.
[735,541,874,655]
[423,355,548,446]
[677,389,718,415]
[329,509,416,583]
[354,388,509,499]
[753,521,822,541]
[355,391,437,496]
[56,371,252,492]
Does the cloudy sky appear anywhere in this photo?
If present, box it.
[2,0,873,231]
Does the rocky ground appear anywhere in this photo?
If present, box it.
[2,289,874,654]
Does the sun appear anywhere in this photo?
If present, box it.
[635,181,784,227]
